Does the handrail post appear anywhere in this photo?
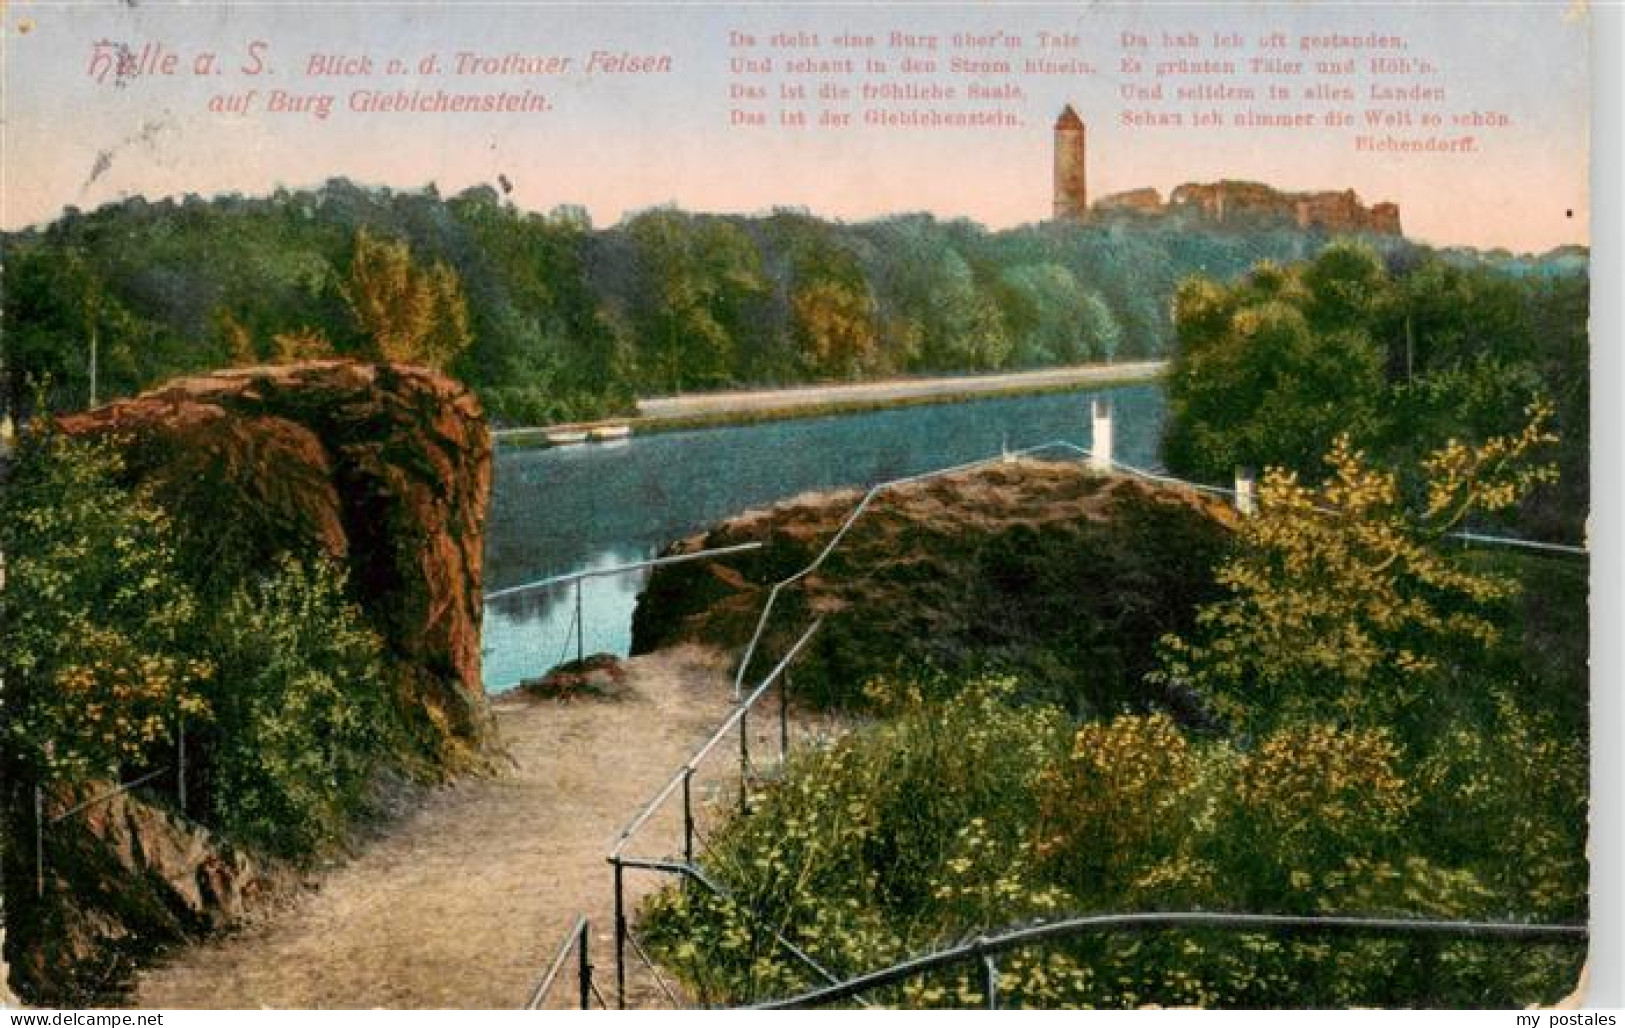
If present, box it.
[578,920,592,1010]
[682,767,695,866]
[613,857,627,1009]
[575,578,585,666]
[980,951,999,1010]
[739,706,750,815]
[34,784,45,898]
[779,670,791,765]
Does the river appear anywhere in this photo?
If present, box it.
[481,382,1168,691]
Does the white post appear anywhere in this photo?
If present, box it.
[1090,398,1113,472]
[1235,466,1257,516]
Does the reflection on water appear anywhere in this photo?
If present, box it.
[482,383,1167,691]
[481,548,652,691]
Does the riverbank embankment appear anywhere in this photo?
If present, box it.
[493,361,1166,445]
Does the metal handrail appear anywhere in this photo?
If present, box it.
[484,541,766,603]
[755,910,1589,1009]
[616,857,854,1002]
[35,738,187,897]
[608,618,823,861]
[525,913,592,1010]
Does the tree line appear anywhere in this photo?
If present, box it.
[3,177,1527,426]
[1161,241,1589,544]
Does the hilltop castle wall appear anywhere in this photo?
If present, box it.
[1092,180,1402,236]
[1093,187,1163,214]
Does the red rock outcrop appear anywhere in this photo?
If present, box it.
[10,781,286,1003]
[57,361,492,762]
[631,460,1238,718]
[7,361,491,1004]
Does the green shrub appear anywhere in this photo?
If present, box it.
[642,677,1070,1005]
[0,430,211,781]
[1414,689,1588,920]
[644,675,1585,1008]
[203,555,394,856]
[1033,712,1217,904]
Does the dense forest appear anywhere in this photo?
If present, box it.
[4,178,1581,427]
[1161,242,1589,544]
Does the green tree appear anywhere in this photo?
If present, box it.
[1163,245,1398,483]
[627,210,769,392]
[341,228,472,369]
[1153,406,1558,734]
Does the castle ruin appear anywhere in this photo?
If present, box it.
[1160,181,1402,235]
[1050,105,1401,236]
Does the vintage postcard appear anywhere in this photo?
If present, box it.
[0,0,1601,1011]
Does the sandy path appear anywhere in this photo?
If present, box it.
[132,644,804,1010]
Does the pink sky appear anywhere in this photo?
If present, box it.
[0,2,1591,253]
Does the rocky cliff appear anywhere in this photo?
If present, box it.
[6,361,492,1004]
[632,460,1238,718]
[9,781,288,1003]
[55,361,492,763]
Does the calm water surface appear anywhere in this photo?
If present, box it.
[482,383,1167,690]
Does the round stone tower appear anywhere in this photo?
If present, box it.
[1053,104,1088,221]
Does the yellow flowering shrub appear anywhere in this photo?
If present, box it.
[643,679,1584,1007]
[1,430,212,780]
[1236,724,1413,846]
[1033,713,1210,901]
[1153,405,1557,733]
